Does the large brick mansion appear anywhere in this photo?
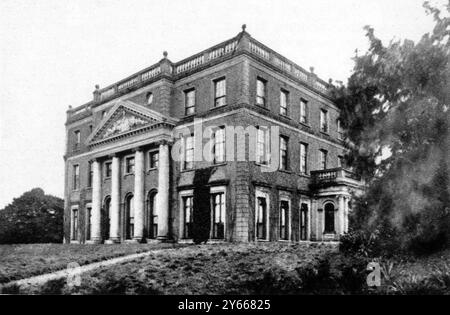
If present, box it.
[63,25,364,244]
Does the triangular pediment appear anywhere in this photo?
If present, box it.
[86,101,177,146]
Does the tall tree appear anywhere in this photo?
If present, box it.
[0,188,64,244]
[334,1,450,254]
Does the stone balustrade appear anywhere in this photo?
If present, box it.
[311,167,362,184]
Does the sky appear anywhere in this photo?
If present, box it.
[0,0,445,208]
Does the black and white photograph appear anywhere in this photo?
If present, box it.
[0,0,449,302]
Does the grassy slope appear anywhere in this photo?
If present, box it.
[38,242,337,295]
[0,243,183,284]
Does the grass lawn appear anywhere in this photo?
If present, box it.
[0,243,182,284]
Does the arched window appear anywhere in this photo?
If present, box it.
[146,191,158,239]
[102,196,111,240]
[125,194,134,239]
[324,203,335,233]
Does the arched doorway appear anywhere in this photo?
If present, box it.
[146,190,158,239]
[324,202,335,234]
[102,196,111,241]
[125,194,134,240]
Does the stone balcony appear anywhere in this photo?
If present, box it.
[310,167,363,189]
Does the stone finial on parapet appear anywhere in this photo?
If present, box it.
[159,51,173,75]
[93,84,101,102]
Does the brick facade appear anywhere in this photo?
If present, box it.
[64,27,363,244]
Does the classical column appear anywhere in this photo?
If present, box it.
[91,160,102,243]
[338,196,345,236]
[157,141,170,240]
[108,155,121,243]
[133,149,145,242]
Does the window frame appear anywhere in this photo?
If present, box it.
[300,98,308,124]
[256,126,270,166]
[179,192,194,239]
[183,134,195,170]
[256,77,267,107]
[210,186,226,240]
[85,204,92,241]
[72,164,80,191]
[279,135,289,171]
[71,207,79,241]
[320,109,329,133]
[213,77,227,107]
[73,130,81,151]
[320,149,328,170]
[148,149,159,170]
[184,88,196,116]
[87,161,93,188]
[104,161,112,178]
[124,156,135,175]
[280,89,289,116]
[146,92,154,105]
[255,188,270,241]
[300,142,308,175]
[279,196,291,241]
[213,126,226,164]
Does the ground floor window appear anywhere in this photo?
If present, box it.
[103,197,111,240]
[256,196,268,240]
[324,203,335,233]
[182,196,194,239]
[147,191,158,239]
[86,207,92,241]
[125,194,134,239]
[279,200,289,240]
[71,208,78,240]
[300,203,308,241]
[211,192,225,239]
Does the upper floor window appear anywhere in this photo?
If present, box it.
[87,162,93,188]
[338,155,344,168]
[279,136,289,171]
[213,127,226,164]
[256,127,269,165]
[300,142,308,174]
[280,90,289,116]
[300,99,308,124]
[320,149,328,170]
[320,109,329,133]
[125,157,135,174]
[185,89,196,115]
[73,165,80,190]
[184,134,194,170]
[256,77,266,107]
[105,162,112,178]
[149,151,159,169]
[214,77,226,107]
[337,119,343,138]
[73,130,81,150]
[147,92,154,105]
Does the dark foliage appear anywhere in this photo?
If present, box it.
[192,168,214,244]
[0,188,64,244]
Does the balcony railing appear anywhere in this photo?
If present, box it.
[311,167,362,184]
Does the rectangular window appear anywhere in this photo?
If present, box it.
[256,197,268,240]
[105,162,112,178]
[300,203,308,241]
[86,207,91,241]
[256,127,269,165]
[338,155,344,168]
[280,90,289,116]
[87,162,93,188]
[211,192,225,239]
[125,157,135,174]
[184,134,194,170]
[337,119,343,138]
[71,209,78,240]
[256,78,266,107]
[213,127,226,164]
[73,165,80,190]
[279,200,289,240]
[149,151,159,169]
[182,196,193,239]
[279,136,289,171]
[300,99,308,124]
[320,109,329,133]
[300,143,308,174]
[73,130,81,151]
[214,78,226,107]
[320,149,328,170]
[185,89,196,115]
